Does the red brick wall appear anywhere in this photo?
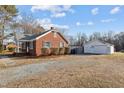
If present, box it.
[35,31,68,56]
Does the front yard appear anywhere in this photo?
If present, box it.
[0,53,124,87]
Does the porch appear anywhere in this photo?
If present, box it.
[17,41,35,56]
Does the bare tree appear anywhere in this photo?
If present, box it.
[76,32,88,46]
[74,31,124,52]
[68,36,77,45]
[113,32,124,51]
[89,32,101,41]
[19,14,45,34]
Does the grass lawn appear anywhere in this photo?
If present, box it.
[0,52,124,88]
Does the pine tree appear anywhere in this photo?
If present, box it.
[0,5,18,50]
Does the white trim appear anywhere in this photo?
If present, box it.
[36,30,52,40]
[19,30,52,42]
[19,40,34,42]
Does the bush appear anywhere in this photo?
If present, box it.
[8,47,15,52]
[51,48,60,55]
[6,44,16,52]
[41,48,51,55]
[0,42,2,53]
[59,48,65,55]
[64,47,70,54]
[41,47,70,56]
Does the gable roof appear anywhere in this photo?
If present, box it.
[56,32,69,44]
[19,30,50,41]
[84,40,113,46]
[19,30,68,44]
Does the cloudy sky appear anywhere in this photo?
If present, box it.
[16,5,124,36]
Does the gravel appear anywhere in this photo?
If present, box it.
[0,61,61,86]
[0,55,101,86]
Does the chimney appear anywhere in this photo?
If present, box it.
[51,27,55,30]
[50,27,58,33]
[50,27,58,31]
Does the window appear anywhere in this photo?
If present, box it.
[60,42,64,48]
[29,42,33,49]
[22,42,26,49]
[43,42,51,48]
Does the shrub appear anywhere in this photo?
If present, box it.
[41,48,51,55]
[51,48,60,55]
[64,47,70,54]
[41,47,70,56]
[6,44,16,52]
[59,48,65,55]
[8,47,15,52]
[0,42,2,53]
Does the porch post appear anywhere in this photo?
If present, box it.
[26,42,29,53]
[17,41,20,53]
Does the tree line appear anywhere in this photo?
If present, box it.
[69,31,124,52]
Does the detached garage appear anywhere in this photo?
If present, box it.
[84,40,114,54]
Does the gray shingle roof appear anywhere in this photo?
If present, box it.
[85,40,113,46]
[19,30,69,44]
[19,30,50,41]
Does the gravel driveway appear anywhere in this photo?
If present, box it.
[0,61,63,86]
[0,55,106,86]
[1,54,124,88]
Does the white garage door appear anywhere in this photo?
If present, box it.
[93,45,109,54]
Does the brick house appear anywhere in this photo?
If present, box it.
[18,28,69,56]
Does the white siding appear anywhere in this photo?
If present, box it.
[84,41,114,54]
[110,46,114,54]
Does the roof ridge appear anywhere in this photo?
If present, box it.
[85,39,113,46]
[19,29,52,41]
